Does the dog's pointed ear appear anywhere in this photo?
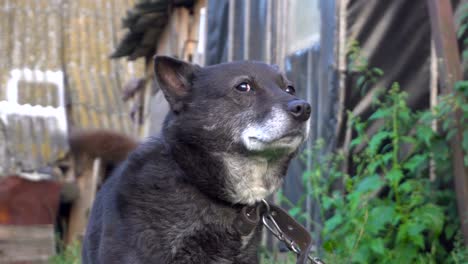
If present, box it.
[154,56,200,113]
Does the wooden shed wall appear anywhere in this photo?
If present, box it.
[0,0,145,134]
[0,0,146,173]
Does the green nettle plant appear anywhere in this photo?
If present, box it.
[49,240,81,264]
[281,42,468,263]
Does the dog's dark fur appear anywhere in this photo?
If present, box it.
[82,57,311,263]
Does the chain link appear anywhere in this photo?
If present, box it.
[261,200,325,264]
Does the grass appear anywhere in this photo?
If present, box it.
[49,240,81,264]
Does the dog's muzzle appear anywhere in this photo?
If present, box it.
[240,104,311,152]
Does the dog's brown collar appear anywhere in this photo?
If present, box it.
[234,200,324,264]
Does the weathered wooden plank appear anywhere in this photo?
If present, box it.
[66,158,101,245]
[0,224,55,264]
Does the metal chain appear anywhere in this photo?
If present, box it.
[261,200,325,264]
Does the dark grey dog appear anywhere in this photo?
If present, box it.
[82,57,311,263]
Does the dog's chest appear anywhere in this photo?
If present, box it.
[240,230,256,249]
[219,153,283,205]
[165,215,260,263]
[224,154,268,185]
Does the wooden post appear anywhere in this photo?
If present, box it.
[66,157,101,245]
[427,0,468,245]
[429,40,438,182]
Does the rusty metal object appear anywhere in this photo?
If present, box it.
[0,176,61,225]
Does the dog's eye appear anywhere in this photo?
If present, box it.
[285,86,296,95]
[236,82,252,92]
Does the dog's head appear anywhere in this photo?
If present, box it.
[155,56,311,204]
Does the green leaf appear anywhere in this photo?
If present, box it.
[322,196,334,210]
[409,193,425,208]
[302,171,313,184]
[445,223,457,239]
[370,238,385,255]
[398,109,412,124]
[353,244,371,263]
[343,178,354,194]
[298,212,311,223]
[368,131,392,155]
[366,156,383,174]
[416,125,433,146]
[392,243,419,263]
[454,80,468,93]
[405,223,425,249]
[324,214,343,232]
[369,108,392,121]
[398,179,421,194]
[322,240,336,252]
[347,192,362,212]
[357,75,366,89]
[368,205,396,234]
[443,118,453,131]
[462,130,468,152]
[463,103,468,115]
[385,168,403,185]
[403,154,428,173]
[456,10,468,24]
[414,204,444,236]
[411,232,425,249]
[372,68,384,76]
[419,111,434,124]
[381,152,393,164]
[397,222,424,244]
[463,50,468,61]
[446,129,457,141]
[457,23,468,38]
[431,139,450,163]
[288,207,301,217]
[355,174,385,193]
[350,136,364,149]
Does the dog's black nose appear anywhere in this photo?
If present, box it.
[287,100,311,121]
